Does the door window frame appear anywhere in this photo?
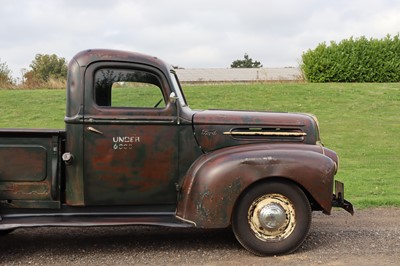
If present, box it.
[84,62,176,120]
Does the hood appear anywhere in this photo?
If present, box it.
[193,110,320,152]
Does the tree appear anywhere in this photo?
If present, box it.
[0,59,13,86]
[28,54,68,82]
[231,53,263,68]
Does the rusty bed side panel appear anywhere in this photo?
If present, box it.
[0,130,62,208]
[0,146,46,182]
[177,144,335,228]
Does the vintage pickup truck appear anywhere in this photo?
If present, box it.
[0,49,353,256]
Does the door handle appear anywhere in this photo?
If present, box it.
[87,126,104,135]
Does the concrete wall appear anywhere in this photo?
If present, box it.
[175,68,303,82]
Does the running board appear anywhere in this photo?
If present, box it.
[0,212,195,230]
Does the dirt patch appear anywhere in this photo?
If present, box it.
[1,208,399,265]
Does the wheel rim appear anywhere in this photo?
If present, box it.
[248,193,296,241]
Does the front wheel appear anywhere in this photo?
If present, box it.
[232,180,311,256]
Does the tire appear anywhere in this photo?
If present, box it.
[0,229,14,236]
[232,180,311,256]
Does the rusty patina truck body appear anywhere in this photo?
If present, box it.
[0,49,353,256]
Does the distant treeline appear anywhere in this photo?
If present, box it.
[2,35,399,89]
[0,54,67,89]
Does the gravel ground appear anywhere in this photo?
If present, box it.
[1,208,399,265]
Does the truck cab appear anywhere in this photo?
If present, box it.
[0,49,353,256]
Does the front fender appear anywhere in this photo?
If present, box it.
[176,144,336,228]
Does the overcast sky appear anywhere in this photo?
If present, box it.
[1,0,400,80]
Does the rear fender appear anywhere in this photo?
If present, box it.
[176,146,336,228]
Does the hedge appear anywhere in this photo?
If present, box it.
[301,35,400,82]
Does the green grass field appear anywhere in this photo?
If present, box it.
[0,83,399,209]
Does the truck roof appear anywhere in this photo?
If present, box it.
[71,49,172,74]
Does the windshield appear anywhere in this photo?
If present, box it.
[170,72,187,107]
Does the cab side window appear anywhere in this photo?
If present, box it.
[94,69,165,108]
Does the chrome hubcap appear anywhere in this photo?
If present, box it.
[258,203,286,231]
[248,193,296,241]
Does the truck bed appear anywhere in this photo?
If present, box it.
[0,129,65,209]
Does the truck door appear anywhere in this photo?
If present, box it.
[83,63,179,205]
